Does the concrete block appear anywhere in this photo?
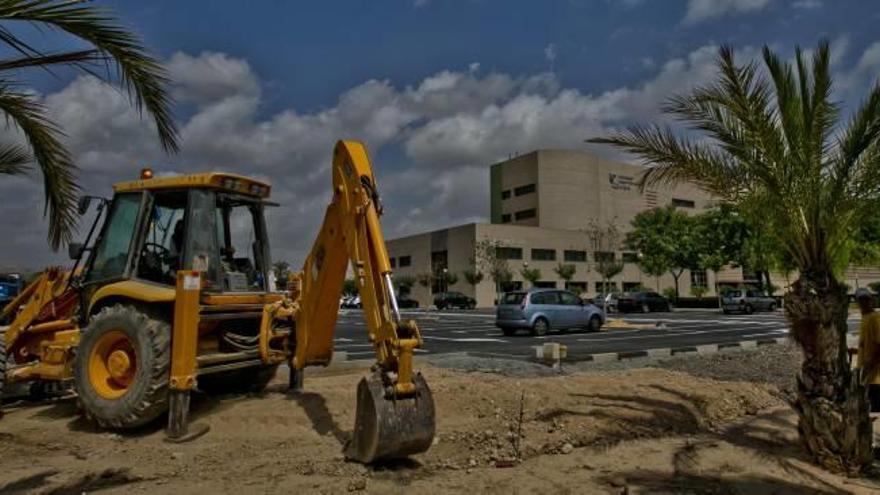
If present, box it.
[696,344,718,355]
[739,340,758,349]
[774,337,788,345]
[334,351,348,362]
[590,352,618,363]
[647,348,671,358]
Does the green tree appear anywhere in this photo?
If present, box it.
[272,260,291,290]
[475,238,512,301]
[462,265,484,288]
[0,1,178,249]
[393,275,416,296]
[553,263,576,289]
[690,284,709,298]
[585,219,625,302]
[416,272,434,291]
[519,266,541,288]
[342,278,357,296]
[627,207,698,301]
[591,41,880,473]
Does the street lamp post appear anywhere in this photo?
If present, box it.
[442,267,448,294]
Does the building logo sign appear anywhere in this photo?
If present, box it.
[608,173,635,191]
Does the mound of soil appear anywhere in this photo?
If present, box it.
[0,362,877,494]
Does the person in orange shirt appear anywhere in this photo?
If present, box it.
[855,289,880,412]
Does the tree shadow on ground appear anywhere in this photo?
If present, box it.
[600,471,848,495]
[572,384,858,491]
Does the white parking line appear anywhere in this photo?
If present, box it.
[422,336,509,343]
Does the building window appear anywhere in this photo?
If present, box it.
[515,208,536,220]
[390,257,396,268]
[531,248,556,261]
[622,282,642,292]
[496,247,523,260]
[501,213,511,223]
[564,250,587,262]
[690,269,708,288]
[622,252,639,263]
[566,281,587,294]
[514,183,536,196]
[672,198,695,208]
[595,251,616,263]
[399,255,411,267]
[501,189,511,200]
[595,281,618,292]
[534,281,556,288]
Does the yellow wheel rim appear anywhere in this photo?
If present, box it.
[88,330,137,399]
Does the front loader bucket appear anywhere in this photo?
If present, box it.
[345,372,435,463]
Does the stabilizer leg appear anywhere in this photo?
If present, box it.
[289,366,304,393]
[165,389,209,443]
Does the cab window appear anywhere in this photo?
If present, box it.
[86,193,141,282]
[216,195,267,291]
[137,191,187,285]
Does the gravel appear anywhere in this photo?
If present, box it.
[425,342,803,402]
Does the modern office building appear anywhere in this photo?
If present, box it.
[387,149,880,308]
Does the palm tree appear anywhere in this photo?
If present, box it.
[590,41,880,474]
[0,0,178,249]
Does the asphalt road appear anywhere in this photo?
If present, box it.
[333,308,863,362]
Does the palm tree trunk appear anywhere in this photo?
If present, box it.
[784,275,873,475]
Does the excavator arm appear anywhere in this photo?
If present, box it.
[283,140,435,462]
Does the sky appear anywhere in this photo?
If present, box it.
[1,0,879,269]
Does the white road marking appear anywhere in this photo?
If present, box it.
[422,336,509,343]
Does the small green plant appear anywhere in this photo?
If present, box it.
[520,266,541,288]
[662,287,677,301]
[690,285,709,298]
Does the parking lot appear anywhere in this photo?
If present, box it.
[333,308,862,362]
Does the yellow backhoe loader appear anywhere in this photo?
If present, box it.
[0,140,434,462]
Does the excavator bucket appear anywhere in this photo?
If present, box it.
[345,372,435,463]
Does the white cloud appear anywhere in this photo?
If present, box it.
[792,0,821,9]
[0,44,766,268]
[544,43,557,63]
[683,0,772,24]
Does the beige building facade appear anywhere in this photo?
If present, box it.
[387,149,880,308]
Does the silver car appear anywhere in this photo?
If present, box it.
[496,289,605,336]
[721,289,777,314]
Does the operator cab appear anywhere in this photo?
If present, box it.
[78,171,273,294]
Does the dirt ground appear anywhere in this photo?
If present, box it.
[2,360,880,494]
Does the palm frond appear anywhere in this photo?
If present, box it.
[0,0,179,152]
[0,141,31,174]
[0,81,78,249]
[0,49,103,71]
[588,125,746,199]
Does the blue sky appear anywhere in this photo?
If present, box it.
[1,0,879,268]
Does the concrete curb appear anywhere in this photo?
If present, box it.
[570,335,791,364]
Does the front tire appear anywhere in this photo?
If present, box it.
[587,315,602,332]
[641,303,650,313]
[75,305,171,429]
[745,304,754,315]
[531,317,549,336]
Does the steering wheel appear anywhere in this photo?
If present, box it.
[142,242,171,260]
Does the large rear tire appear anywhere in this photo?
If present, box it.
[75,305,171,429]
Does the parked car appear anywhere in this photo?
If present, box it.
[722,289,777,314]
[591,292,619,313]
[341,295,362,309]
[495,288,605,336]
[616,291,671,313]
[397,294,419,308]
[434,291,476,310]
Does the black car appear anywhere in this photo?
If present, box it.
[434,291,476,310]
[616,291,671,313]
[397,294,419,308]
